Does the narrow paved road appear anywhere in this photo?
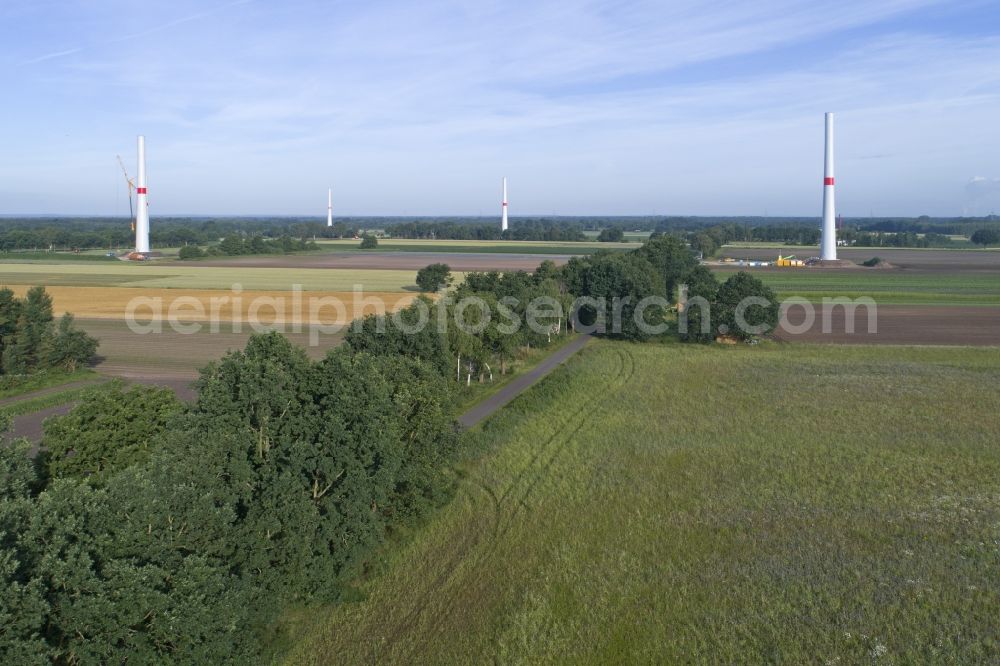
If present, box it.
[458,334,591,429]
[8,403,79,456]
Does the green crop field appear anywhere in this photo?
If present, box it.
[283,340,1000,664]
[714,269,1000,305]
[0,262,416,292]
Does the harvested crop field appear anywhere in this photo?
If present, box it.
[195,251,574,271]
[76,318,341,382]
[776,304,1000,345]
[0,262,416,291]
[4,285,417,325]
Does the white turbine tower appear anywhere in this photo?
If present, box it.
[820,112,837,261]
[327,187,333,227]
[135,135,150,254]
[501,176,509,232]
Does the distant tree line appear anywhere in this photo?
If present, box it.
[3,216,998,252]
[383,218,588,241]
[178,234,319,259]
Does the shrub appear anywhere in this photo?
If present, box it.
[359,234,378,249]
[178,245,205,260]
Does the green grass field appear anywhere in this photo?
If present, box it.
[714,269,1000,305]
[0,262,416,291]
[282,340,1000,664]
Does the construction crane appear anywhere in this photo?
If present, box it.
[116,154,136,232]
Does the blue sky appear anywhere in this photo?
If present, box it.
[2,0,1000,216]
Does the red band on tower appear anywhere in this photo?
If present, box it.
[137,187,147,194]
[824,178,835,186]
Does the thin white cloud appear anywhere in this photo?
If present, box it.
[18,47,81,66]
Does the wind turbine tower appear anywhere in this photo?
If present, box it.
[134,135,150,254]
[820,113,837,261]
[501,177,509,232]
[327,188,333,227]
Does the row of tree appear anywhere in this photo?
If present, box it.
[0,287,98,376]
[4,216,997,253]
[353,235,779,391]
[383,219,588,241]
[178,234,320,259]
[347,263,570,385]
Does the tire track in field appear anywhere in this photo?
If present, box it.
[470,344,627,543]
[502,346,635,533]
[397,345,635,662]
[374,345,607,658]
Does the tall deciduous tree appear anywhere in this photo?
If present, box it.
[636,234,698,303]
[415,263,452,292]
[714,271,779,340]
[678,265,720,343]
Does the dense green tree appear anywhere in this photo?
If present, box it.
[678,265,720,343]
[971,228,1000,247]
[635,234,699,303]
[2,286,54,374]
[690,232,718,258]
[218,235,245,255]
[533,259,560,284]
[575,253,665,341]
[177,244,205,260]
[0,288,20,363]
[415,263,452,292]
[43,381,184,485]
[46,313,99,372]
[714,271,779,340]
[359,234,378,249]
[345,298,452,376]
[597,227,625,242]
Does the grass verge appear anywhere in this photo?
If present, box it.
[0,369,98,401]
[0,381,110,419]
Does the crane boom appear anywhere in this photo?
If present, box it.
[116,154,136,231]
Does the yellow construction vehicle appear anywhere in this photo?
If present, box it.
[776,254,804,267]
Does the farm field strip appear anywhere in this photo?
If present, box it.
[76,318,341,381]
[285,341,1000,664]
[3,286,418,324]
[713,270,1000,305]
[0,263,417,291]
